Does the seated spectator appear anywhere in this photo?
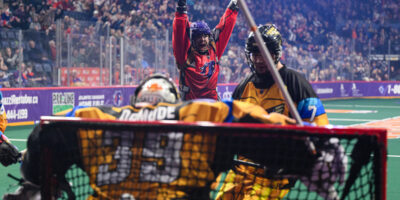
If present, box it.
[3,47,20,71]
[0,52,8,72]
[70,70,85,86]
[48,40,57,62]
[10,3,30,30]
[0,70,10,87]
[21,63,47,87]
[29,15,42,30]
[123,64,134,85]
[1,8,13,28]
[134,53,149,69]
[25,40,48,63]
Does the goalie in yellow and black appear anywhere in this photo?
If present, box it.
[4,74,346,200]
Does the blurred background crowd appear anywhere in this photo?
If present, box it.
[0,0,399,87]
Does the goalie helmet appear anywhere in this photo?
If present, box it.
[131,74,180,106]
[245,24,282,71]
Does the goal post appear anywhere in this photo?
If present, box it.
[37,116,387,200]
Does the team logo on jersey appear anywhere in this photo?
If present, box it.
[266,103,285,114]
[113,90,124,106]
[200,61,216,79]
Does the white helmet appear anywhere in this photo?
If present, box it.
[131,74,180,106]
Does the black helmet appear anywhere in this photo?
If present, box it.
[245,24,282,71]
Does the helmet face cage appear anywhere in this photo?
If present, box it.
[245,24,282,72]
[131,74,180,106]
[190,21,211,40]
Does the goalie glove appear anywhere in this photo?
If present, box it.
[300,138,347,200]
[0,133,21,167]
[176,0,187,14]
[228,0,239,11]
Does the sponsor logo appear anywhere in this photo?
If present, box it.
[78,95,105,106]
[351,83,362,96]
[113,90,124,106]
[219,86,232,100]
[3,95,39,105]
[52,92,75,114]
[378,85,385,95]
[316,88,333,94]
[340,83,348,97]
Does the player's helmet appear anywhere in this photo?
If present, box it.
[245,24,282,71]
[131,74,180,106]
[190,21,211,40]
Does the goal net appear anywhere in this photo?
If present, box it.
[38,116,386,200]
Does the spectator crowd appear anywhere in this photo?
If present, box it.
[0,0,399,87]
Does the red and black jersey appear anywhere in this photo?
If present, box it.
[172,8,238,100]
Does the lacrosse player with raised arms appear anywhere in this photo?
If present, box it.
[173,0,239,100]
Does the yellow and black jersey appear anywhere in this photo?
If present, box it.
[58,99,292,200]
[233,65,329,126]
[0,104,7,134]
[0,104,8,143]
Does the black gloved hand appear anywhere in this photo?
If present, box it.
[178,0,186,6]
[228,0,239,11]
[0,141,21,166]
[177,0,187,14]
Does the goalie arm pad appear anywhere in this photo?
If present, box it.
[227,100,296,125]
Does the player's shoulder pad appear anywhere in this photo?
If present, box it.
[297,97,326,119]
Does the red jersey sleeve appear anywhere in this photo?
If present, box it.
[214,8,238,59]
[172,12,191,68]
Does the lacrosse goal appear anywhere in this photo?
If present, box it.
[37,116,386,200]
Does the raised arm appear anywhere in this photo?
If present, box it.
[172,0,191,68]
[214,0,239,59]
